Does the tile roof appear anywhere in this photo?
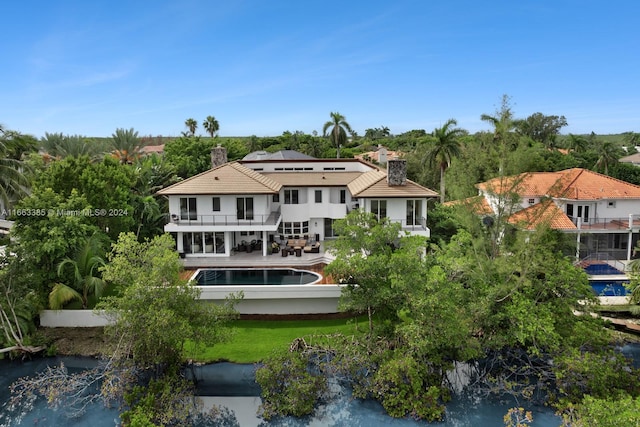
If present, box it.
[354,148,403,163]
[348,170,439,198]
[157,162,282,195]
[158,161,438,198]
[444,196,494,215]
[619,152,640,164]
[508,199,577,230]
[477,168,640,200]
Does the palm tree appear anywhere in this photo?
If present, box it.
[566,133,589,153]
[594,141,620,175]
[49,233,107,309]
[203,115,219,138]
[110,128,143,164]
[0,127,30,210]
[40,133,101,160]
[426,119,465,203]
[322,112,353,159]
[481,96,518,173]
[185,118,198,136]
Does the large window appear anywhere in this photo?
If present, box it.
[183,232,225,254]
[212,197,221,212]
[278,221,309,236]
[406,200,422,226]
[371,200,387,220]
[566,203,590,223]
[284,189,299,204]
[236,197,254,220]
[180,197,197,220]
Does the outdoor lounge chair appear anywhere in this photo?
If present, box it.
[303,242,320,253]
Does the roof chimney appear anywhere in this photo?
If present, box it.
[378,146,388,165]
[387,159,406,186]
[210,144,228,169]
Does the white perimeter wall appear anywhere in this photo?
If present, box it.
[40,285,344,327]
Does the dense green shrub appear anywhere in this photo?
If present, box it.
[255,350,327,420]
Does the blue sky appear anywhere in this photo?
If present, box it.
[2,1,639,139]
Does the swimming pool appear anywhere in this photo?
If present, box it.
[191,268,322,286]
[581,261,630,296]
[589,279,630,296]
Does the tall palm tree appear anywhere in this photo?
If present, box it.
[49,233,107,309]
[481,96,518,174]
[322,112,353,159]
[185,118,198,136]
[594,141,620,175]
[203,115,219,138]
[0,127,30,210]
[110,128,143,164]
[426,119,465,203]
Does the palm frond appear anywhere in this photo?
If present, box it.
[49,283,82,310]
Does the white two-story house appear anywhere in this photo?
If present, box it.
[472,168,640,261]
[157,148,438,258]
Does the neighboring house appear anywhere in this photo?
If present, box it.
[466,168,640,261]
[158,148,437,258]
[141,144,165,156]
[0,219,13,236]
[354,145,402,166]
[619,152,640,167]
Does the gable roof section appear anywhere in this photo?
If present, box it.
[157,162,281,195]
[508,199,577,230]
[477,168,640,200]
[348,170,439,198]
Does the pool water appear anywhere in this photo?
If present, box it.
[590,280,630,296]
[582,262,631,296]
[583,263,624,275]
[192,268,321,286]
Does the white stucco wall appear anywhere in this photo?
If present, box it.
[40,285,345,327]
[40,310,113,327]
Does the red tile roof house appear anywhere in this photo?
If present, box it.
[464,168,640,262]
[157,147,438,264]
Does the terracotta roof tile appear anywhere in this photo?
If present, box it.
[477,168,640,200]
[444,196,494,215]
[508,199,577,230]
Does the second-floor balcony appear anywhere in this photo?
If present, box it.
[570,216,640,232]
[167,207,281,228]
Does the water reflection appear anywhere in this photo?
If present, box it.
[0,356,566,427]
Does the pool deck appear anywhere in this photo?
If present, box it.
[181,242,334,268]
[180,244,335,284]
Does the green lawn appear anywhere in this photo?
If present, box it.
[185,317,367,363]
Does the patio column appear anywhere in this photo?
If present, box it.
[575,218,581,262]
[262,230,268,256]
[628,214,634,261]
[176,232,184,253]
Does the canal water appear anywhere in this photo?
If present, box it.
[0,357,564,426]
